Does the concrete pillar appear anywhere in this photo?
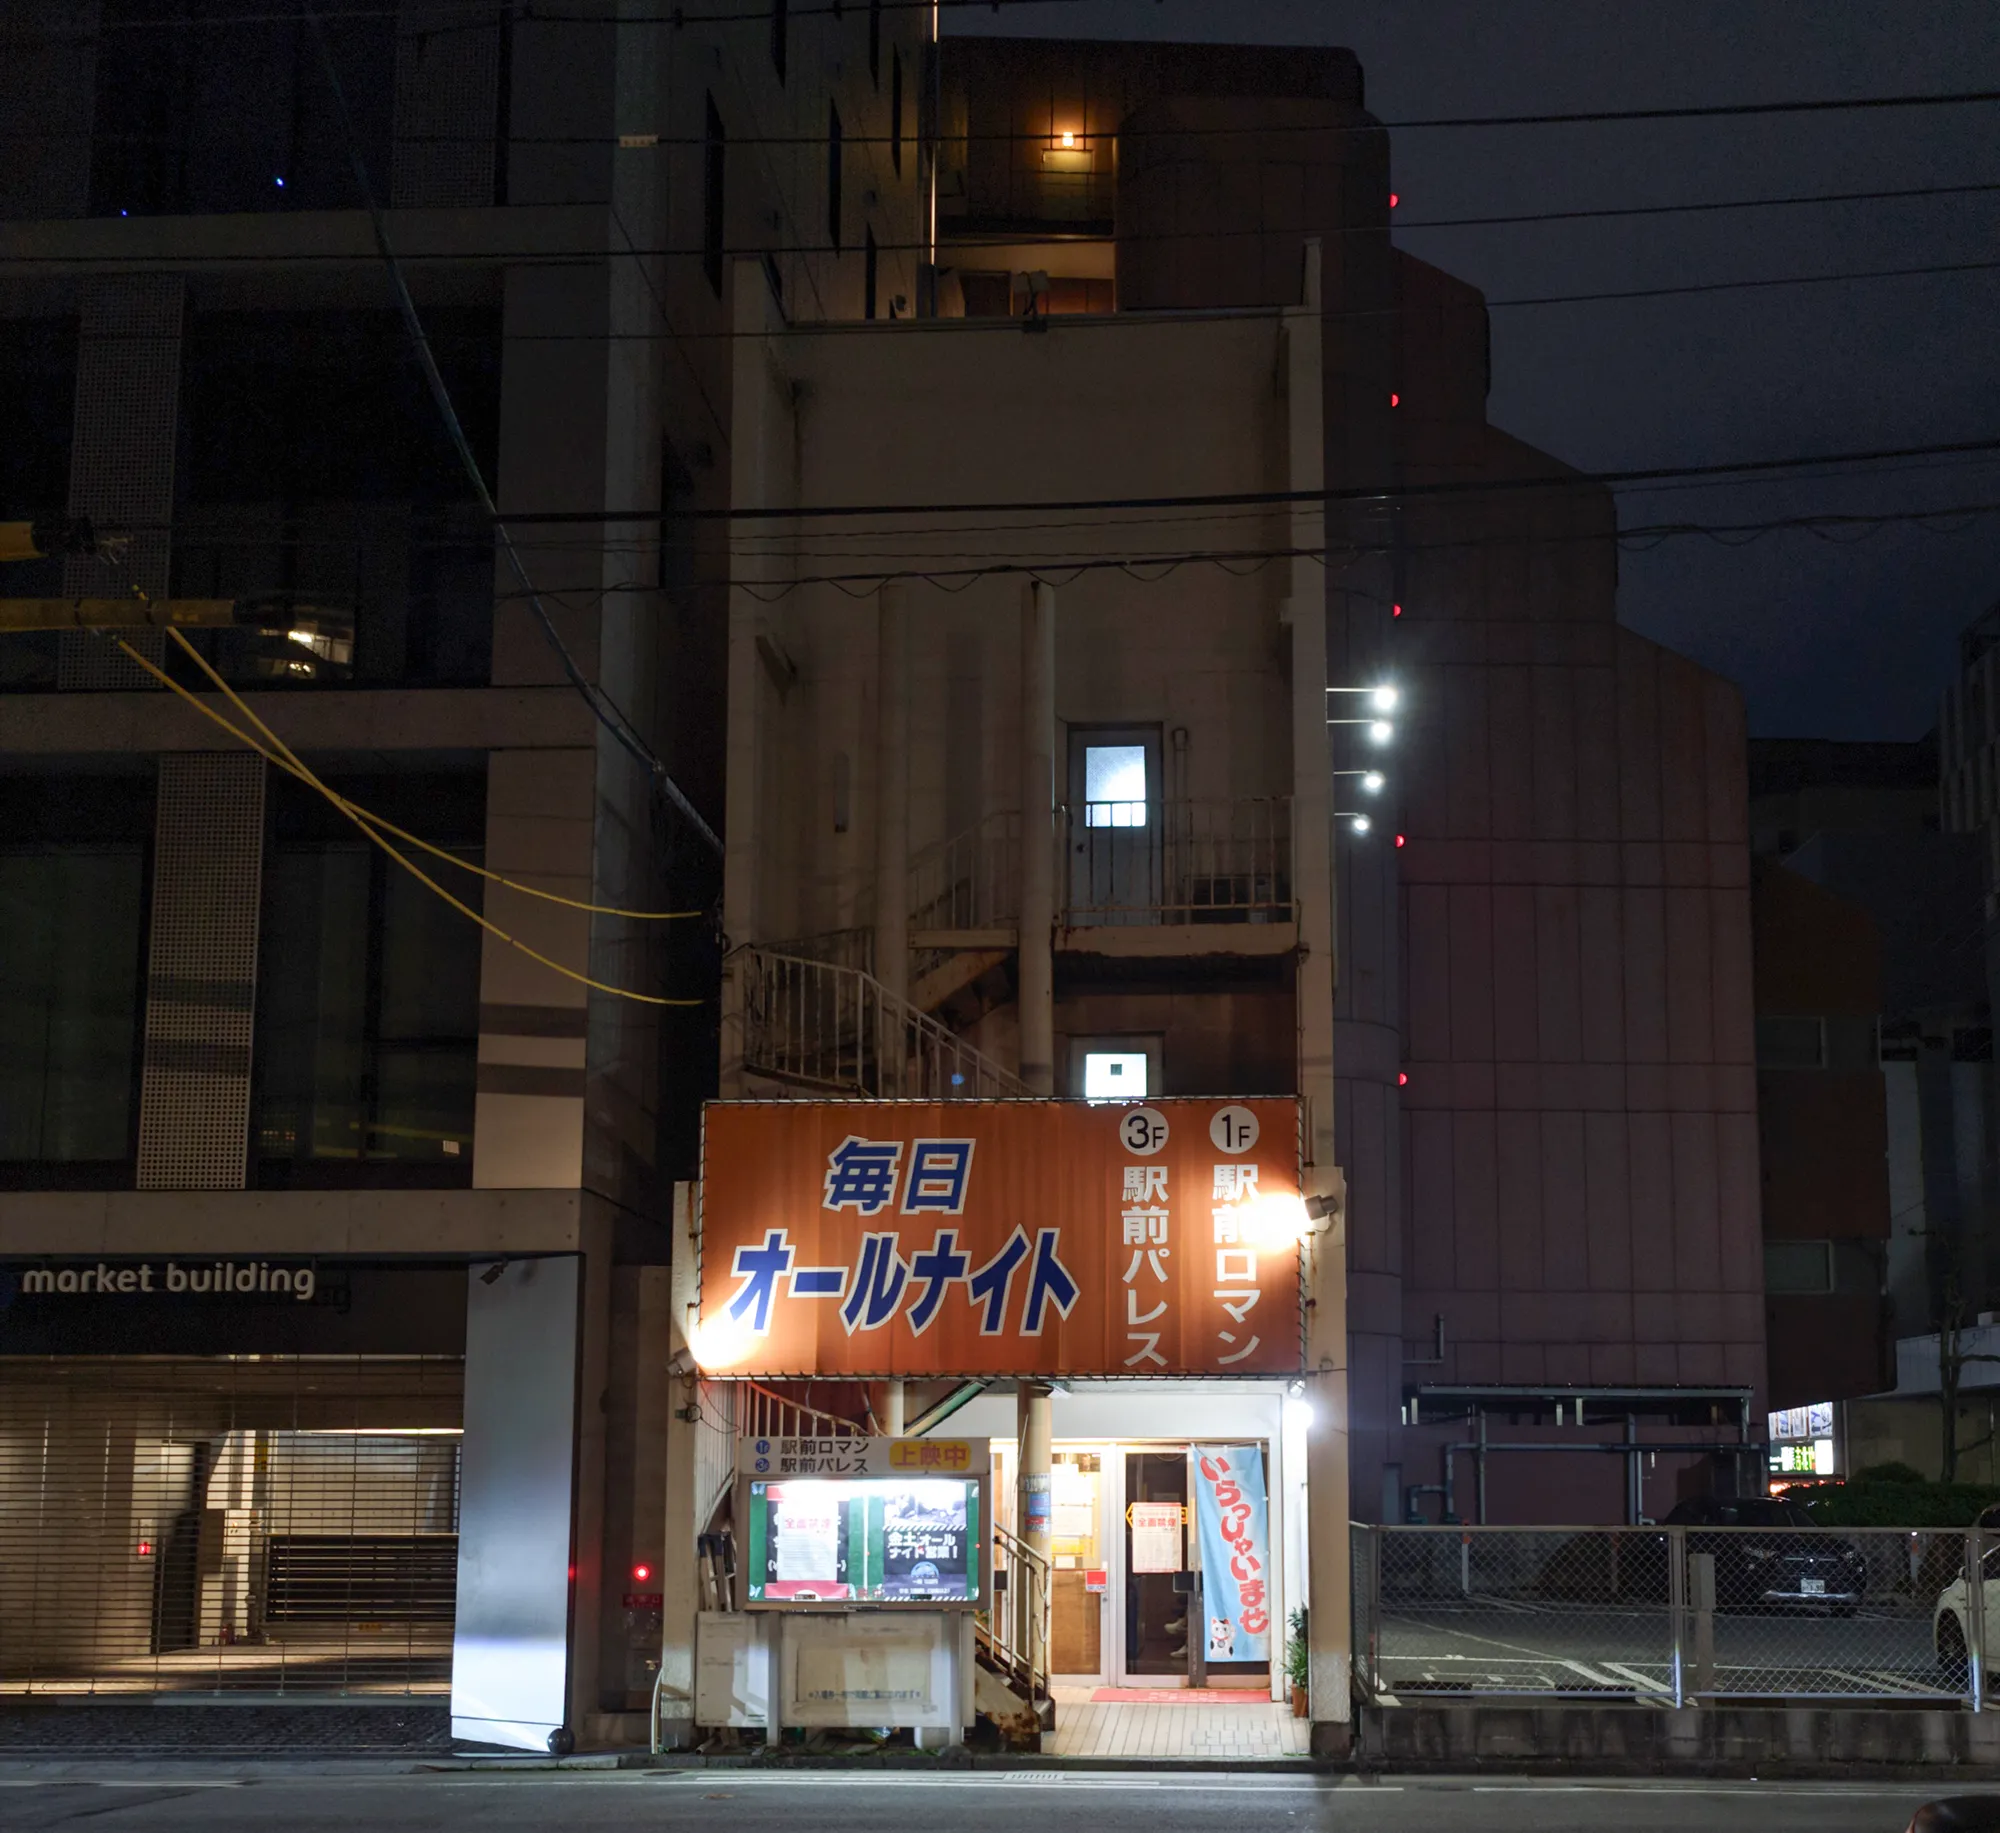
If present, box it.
[1016,1380,1053,1673]
[1286,250,1354,1757]
[877,1381,906,1438]
[1017,581,1056,1094]
[873,582,911,1004]
[656,1184,703,1749]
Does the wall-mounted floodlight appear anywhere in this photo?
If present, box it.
[1369,721,1393,744]
[1363,771,1384,793]
[1351,814,1372,834]
[1370,685,1399,712]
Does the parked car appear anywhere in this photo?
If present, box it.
[1931,1502,2000,1685]
[1655,1495,1868,1613]
[1907,1796,2000,1831]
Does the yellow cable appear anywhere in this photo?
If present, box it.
[122,634,702,1009]
[128,637,700,921]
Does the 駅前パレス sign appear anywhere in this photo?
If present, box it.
[695,1098,1305,1378]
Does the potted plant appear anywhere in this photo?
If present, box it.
[1285,1606,1310,1717]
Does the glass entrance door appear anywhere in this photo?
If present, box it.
[1122,1448,1191,1680]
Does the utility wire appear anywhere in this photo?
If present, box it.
[122,628,702,1005]
[18,179,1998,264]
[302,6,721,856]
[476,498,2000,603]
[492,436,2000,527]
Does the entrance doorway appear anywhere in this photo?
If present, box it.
[1067,726,1162,924]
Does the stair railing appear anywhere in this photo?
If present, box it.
[977,1520,1052,1713]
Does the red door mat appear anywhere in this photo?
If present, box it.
[1088,1687,1274,1704]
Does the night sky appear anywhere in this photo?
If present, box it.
[951,1,2000,741]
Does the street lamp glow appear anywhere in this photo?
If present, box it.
[1362,771,1384,793]
[1369,720,1393,744]
[1370,685,1399,712]
[1351,814,1371,834]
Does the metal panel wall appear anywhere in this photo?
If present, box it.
[390,1,501,207]
[452,1256,580,1751]
[0,1356,463,1696]
[136,753,267,1190]
[59,274,184,689]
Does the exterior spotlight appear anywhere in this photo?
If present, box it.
[1362,771,1384,793]
[1351,814,1371,834]
[1370,685,1398,712]
[1369,720,1393,744]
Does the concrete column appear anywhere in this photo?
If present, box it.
[1286,253,1354,1756]
[1017,582,1056,1094]
[1016,1380,1053,1673]
[874,581,911,1002]
[656,1184,703,1749]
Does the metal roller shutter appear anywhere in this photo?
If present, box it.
[0,1355,462,1697]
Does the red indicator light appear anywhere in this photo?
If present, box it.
[1389,192,1399,208]
[136,1540,153,1557]
[1397,1072,1409,1087]
[633,1563,651,1583]
[1395,833,1406,848]
[1392,603,1403,618]
[1389,392,1400,407]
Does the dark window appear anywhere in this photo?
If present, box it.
[702,93,727,297]
[253,774,484,1186]
[1755,1014,1825,1070]
[869,0,881,83]
[169,309,499,688]
[827,102,843,252]
[0,317,78,688]
[0,777,151,1172]
[891,49,903,174]
[659,437,697,598]
[770,0,787,83]
[864,226,879,320]
[88,1,394,218]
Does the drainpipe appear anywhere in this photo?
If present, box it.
[1017,581,1056,1094]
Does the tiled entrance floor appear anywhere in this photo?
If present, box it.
[1047,1683,1311,1759]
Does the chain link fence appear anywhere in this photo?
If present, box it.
[1354,1523,1989,1706]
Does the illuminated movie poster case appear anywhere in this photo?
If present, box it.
[736,1437,990,1611]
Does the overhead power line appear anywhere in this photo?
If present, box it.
[487,436,2000,527]
[120,628,701,1006]
[19,178,1996,267]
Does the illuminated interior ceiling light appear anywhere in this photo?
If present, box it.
[1362,772,1384,793]
[1369,720,1393,743]
[1060,130,1076,148]
[1370,685,1399,712]
[1351,814,1371,834]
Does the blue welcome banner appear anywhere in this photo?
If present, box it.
[1193,1444,1273,1662]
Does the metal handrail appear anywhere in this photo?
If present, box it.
[977,1520,1052,1709]
[735,945,1030,1098]
[1062,795,1292,925]
[738,1378,870,1441]
[909,810,1022,933]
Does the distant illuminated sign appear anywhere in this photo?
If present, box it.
[743,1474,983,1608]
[1768,1439,1836,1477]
[1768,1402,1834,1442]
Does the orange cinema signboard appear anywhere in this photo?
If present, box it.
[695,1098,1305,1379]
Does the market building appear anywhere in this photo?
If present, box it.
[0,0,921,1750]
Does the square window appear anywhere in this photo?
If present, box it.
[1084,744,1147,828]
[1082,1051,1148,1101]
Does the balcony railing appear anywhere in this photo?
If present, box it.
[1062,796,1292,926]
[909,811,1021,934]
[734,947,1029,1099]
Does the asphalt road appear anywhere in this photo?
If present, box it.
[1380,1603,1950,1699]
[0,1769,1972,1833]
